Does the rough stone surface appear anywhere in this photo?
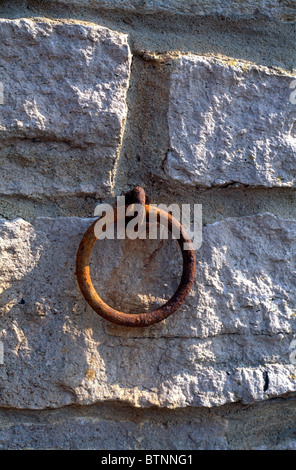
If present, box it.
[0,1,295,452]
[53,0,296,22]
[165,55,296,188]
[0,19,131,196]
[0,412,227,450]
[255,441,296,450]
[1,396,296,449]
[0,213,295,409]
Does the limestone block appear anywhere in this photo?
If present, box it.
[0,213,295,409]
[52,0,296,22]
[0,19,131,196]
[165,56,296,187]
[0,413,227,450]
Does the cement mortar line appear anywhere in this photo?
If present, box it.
[0,392,295,418]
[0,187,296,222]
[0,2,294,70]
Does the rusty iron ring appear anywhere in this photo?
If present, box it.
[76,204,196,327]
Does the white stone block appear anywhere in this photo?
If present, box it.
[165,56,296,187]
[0,19,131,196]
[0,213,295,409]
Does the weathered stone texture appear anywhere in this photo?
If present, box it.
[1,396,296,450]
[0,19,131,196]
[165,56,296,188]
[0,213,295,409]
[0,413,228,450]
[0,1,295,452]
[52,0,296,22]
[255,440,296,450]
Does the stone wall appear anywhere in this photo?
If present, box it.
[0,0,295,450]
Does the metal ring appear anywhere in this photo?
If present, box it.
[76,205,196,327]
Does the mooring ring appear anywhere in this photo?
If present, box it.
[76,204,196,327]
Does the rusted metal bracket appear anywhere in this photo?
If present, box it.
[76,187,196,327]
